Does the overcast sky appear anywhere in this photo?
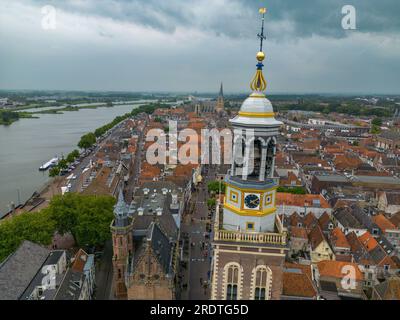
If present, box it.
[0,0,399,94]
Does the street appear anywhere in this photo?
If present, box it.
[181,164,218,300]
[94,240,114,300]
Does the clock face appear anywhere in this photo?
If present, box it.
[244,194,260,209]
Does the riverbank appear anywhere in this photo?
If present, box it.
[0,99,160,125]
[0,103,146,214]
[30,103,114,115]
[0,101,171,216]
[0,110,37,125]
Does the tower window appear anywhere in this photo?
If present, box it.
[226,284,238,300]
[230,190,239,203]
[226,264,240,300]
[264,193,273,206]
[255,287,266,300]
[246,222,255,231]
[252,266,272,300]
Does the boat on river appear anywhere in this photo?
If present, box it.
[39,157,59,171]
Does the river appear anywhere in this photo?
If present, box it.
[0,102,149,216]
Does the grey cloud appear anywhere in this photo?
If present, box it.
[0,0,399,93]
[28,0,400,39]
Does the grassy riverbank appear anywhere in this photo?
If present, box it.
[0,110,37,125]
[31,102,114,114]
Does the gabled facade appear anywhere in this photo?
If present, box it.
[126,223,176,300]
[308,225,335,263]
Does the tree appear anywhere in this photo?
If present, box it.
[207,180,226,194]
[49,166,60,177]
[66,149,80,163]
[207,198,216,208]
[0,193,116,263]
[48,193,115,247]
[277,186,306,194]
[371,117,382,127]
[58,159,68,170]
[0,210,55,262]
[371,125,381,134]
[78,132,96,150]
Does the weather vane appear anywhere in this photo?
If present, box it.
[257,8,267,52]
[250,7,268,93]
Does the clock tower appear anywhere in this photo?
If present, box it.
[222,21,281,234]
[211,8,288,300]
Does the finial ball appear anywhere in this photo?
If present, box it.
[256,51,265,61]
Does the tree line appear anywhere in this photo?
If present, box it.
[0,193,115,262]
[278,101,394,118]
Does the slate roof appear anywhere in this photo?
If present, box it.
[333,206,364,229]
[345,232,371,264]
[349,204,374,229]
[148,222,174,275]
[130,222,175,276]
[54,269,85,300]
[386,193,400,206]
[379,130,400,141]
[0,241,50,300]
[131,182,180,240]
[20,250,65,300]
[373,276,400,300]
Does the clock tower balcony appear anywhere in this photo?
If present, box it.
[213,202,287,246]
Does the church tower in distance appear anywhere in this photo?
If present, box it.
[111,189,133,299]
[215,82,225,113]
[210,8,288,300]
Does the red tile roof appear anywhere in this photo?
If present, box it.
[291,226,308,239]
[358,231,378,252]
[308,225,327,250]
[372,214,396,233]
[303,212,318,229]
[330,227,351,249]
[283,263,317,298]
[317,260,363,281]
[276,193,331,209]
[71,249,89,273]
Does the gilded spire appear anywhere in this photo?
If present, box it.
[250,8,267,94]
